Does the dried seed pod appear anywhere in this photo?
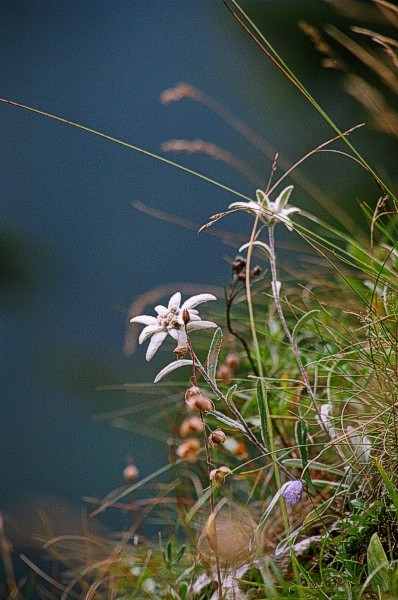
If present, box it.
[225,352,240,370]
[185,386,201,400]
[193,394,215,412]
[209,428,226,448]
[185,386,201,411]
[216,364,232,385]
[176,438,201,462]
[179,416,204,437]
[185,386,214,412]
[251,265,261,277]
[209,466,232,486]
[174,345,188,358]
[231,256,246,272]
[182,308,191,324]
[123,464,139,482]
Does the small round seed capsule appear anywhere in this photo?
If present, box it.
[209,465,232,486]
[209,428,226,447]
[123,464,139,482]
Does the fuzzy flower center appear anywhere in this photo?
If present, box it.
[157,307,182,331]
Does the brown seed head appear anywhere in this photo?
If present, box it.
[251,265,261,277]
[225,353,240,369]
[216,364,232,385]
[185,386,214,412]
[231,256,246,272]
[185,386,201,400]
[179,416,204,437]
[191,393,215,413]
[209,428,226,448]
[123,464,139,482]
[209,466,232,486]
[176,438,201,462]
[174,345,188,358]
[223,437,249,460]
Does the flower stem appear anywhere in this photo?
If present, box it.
[267,226,326,431]
[189,346,292,479]
[244,214,287,512]
[199,409,223,599]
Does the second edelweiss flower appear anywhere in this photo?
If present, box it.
[229,185,300,231]
[130,292,217,361]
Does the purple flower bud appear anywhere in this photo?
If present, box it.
[282,479,303,505]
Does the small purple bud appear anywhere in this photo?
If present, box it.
[282,479,303,505]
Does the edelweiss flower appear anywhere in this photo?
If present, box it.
[229,185,300,231]
[130,292,217,361]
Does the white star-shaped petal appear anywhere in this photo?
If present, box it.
[130,292,218,361]
[229,185,300,230]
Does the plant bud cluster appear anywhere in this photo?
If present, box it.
[231,255,261,282]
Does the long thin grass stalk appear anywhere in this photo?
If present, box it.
[268,225,325,430]
[185,329,223,598]
[0,98,251,203]
[225,0,397,204]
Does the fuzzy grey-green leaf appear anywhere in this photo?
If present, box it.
[367,533,390,592]
[154,359,192,383]
[256,380,270,449]
[292,309,320,339]
[208,409,246,433]
[295,420,310,484]
[207,327,222,383]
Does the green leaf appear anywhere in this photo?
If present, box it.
[174,545,186,564]
[256,380,270,449]
[275,185,294,209]
[292,309,320,339]
[225,384,242,414]
[179,582,188,599]
[295,420,308,465]
[208,410,246,433]
[154,359,192,383]
[281,458,345,477]
[226,383,238,404]
[295,420,310,485]
[374,457,398,512]
[311,479,345,489]
[275,526,301,557]
[206,327,222,383]
[166,540,173,564]
[303,496,335,527]
[239,240,271,258]
[255,486,286,537]
[367,533,390,593]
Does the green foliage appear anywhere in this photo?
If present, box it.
[206,327,223,383]
[367,532,390,593]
